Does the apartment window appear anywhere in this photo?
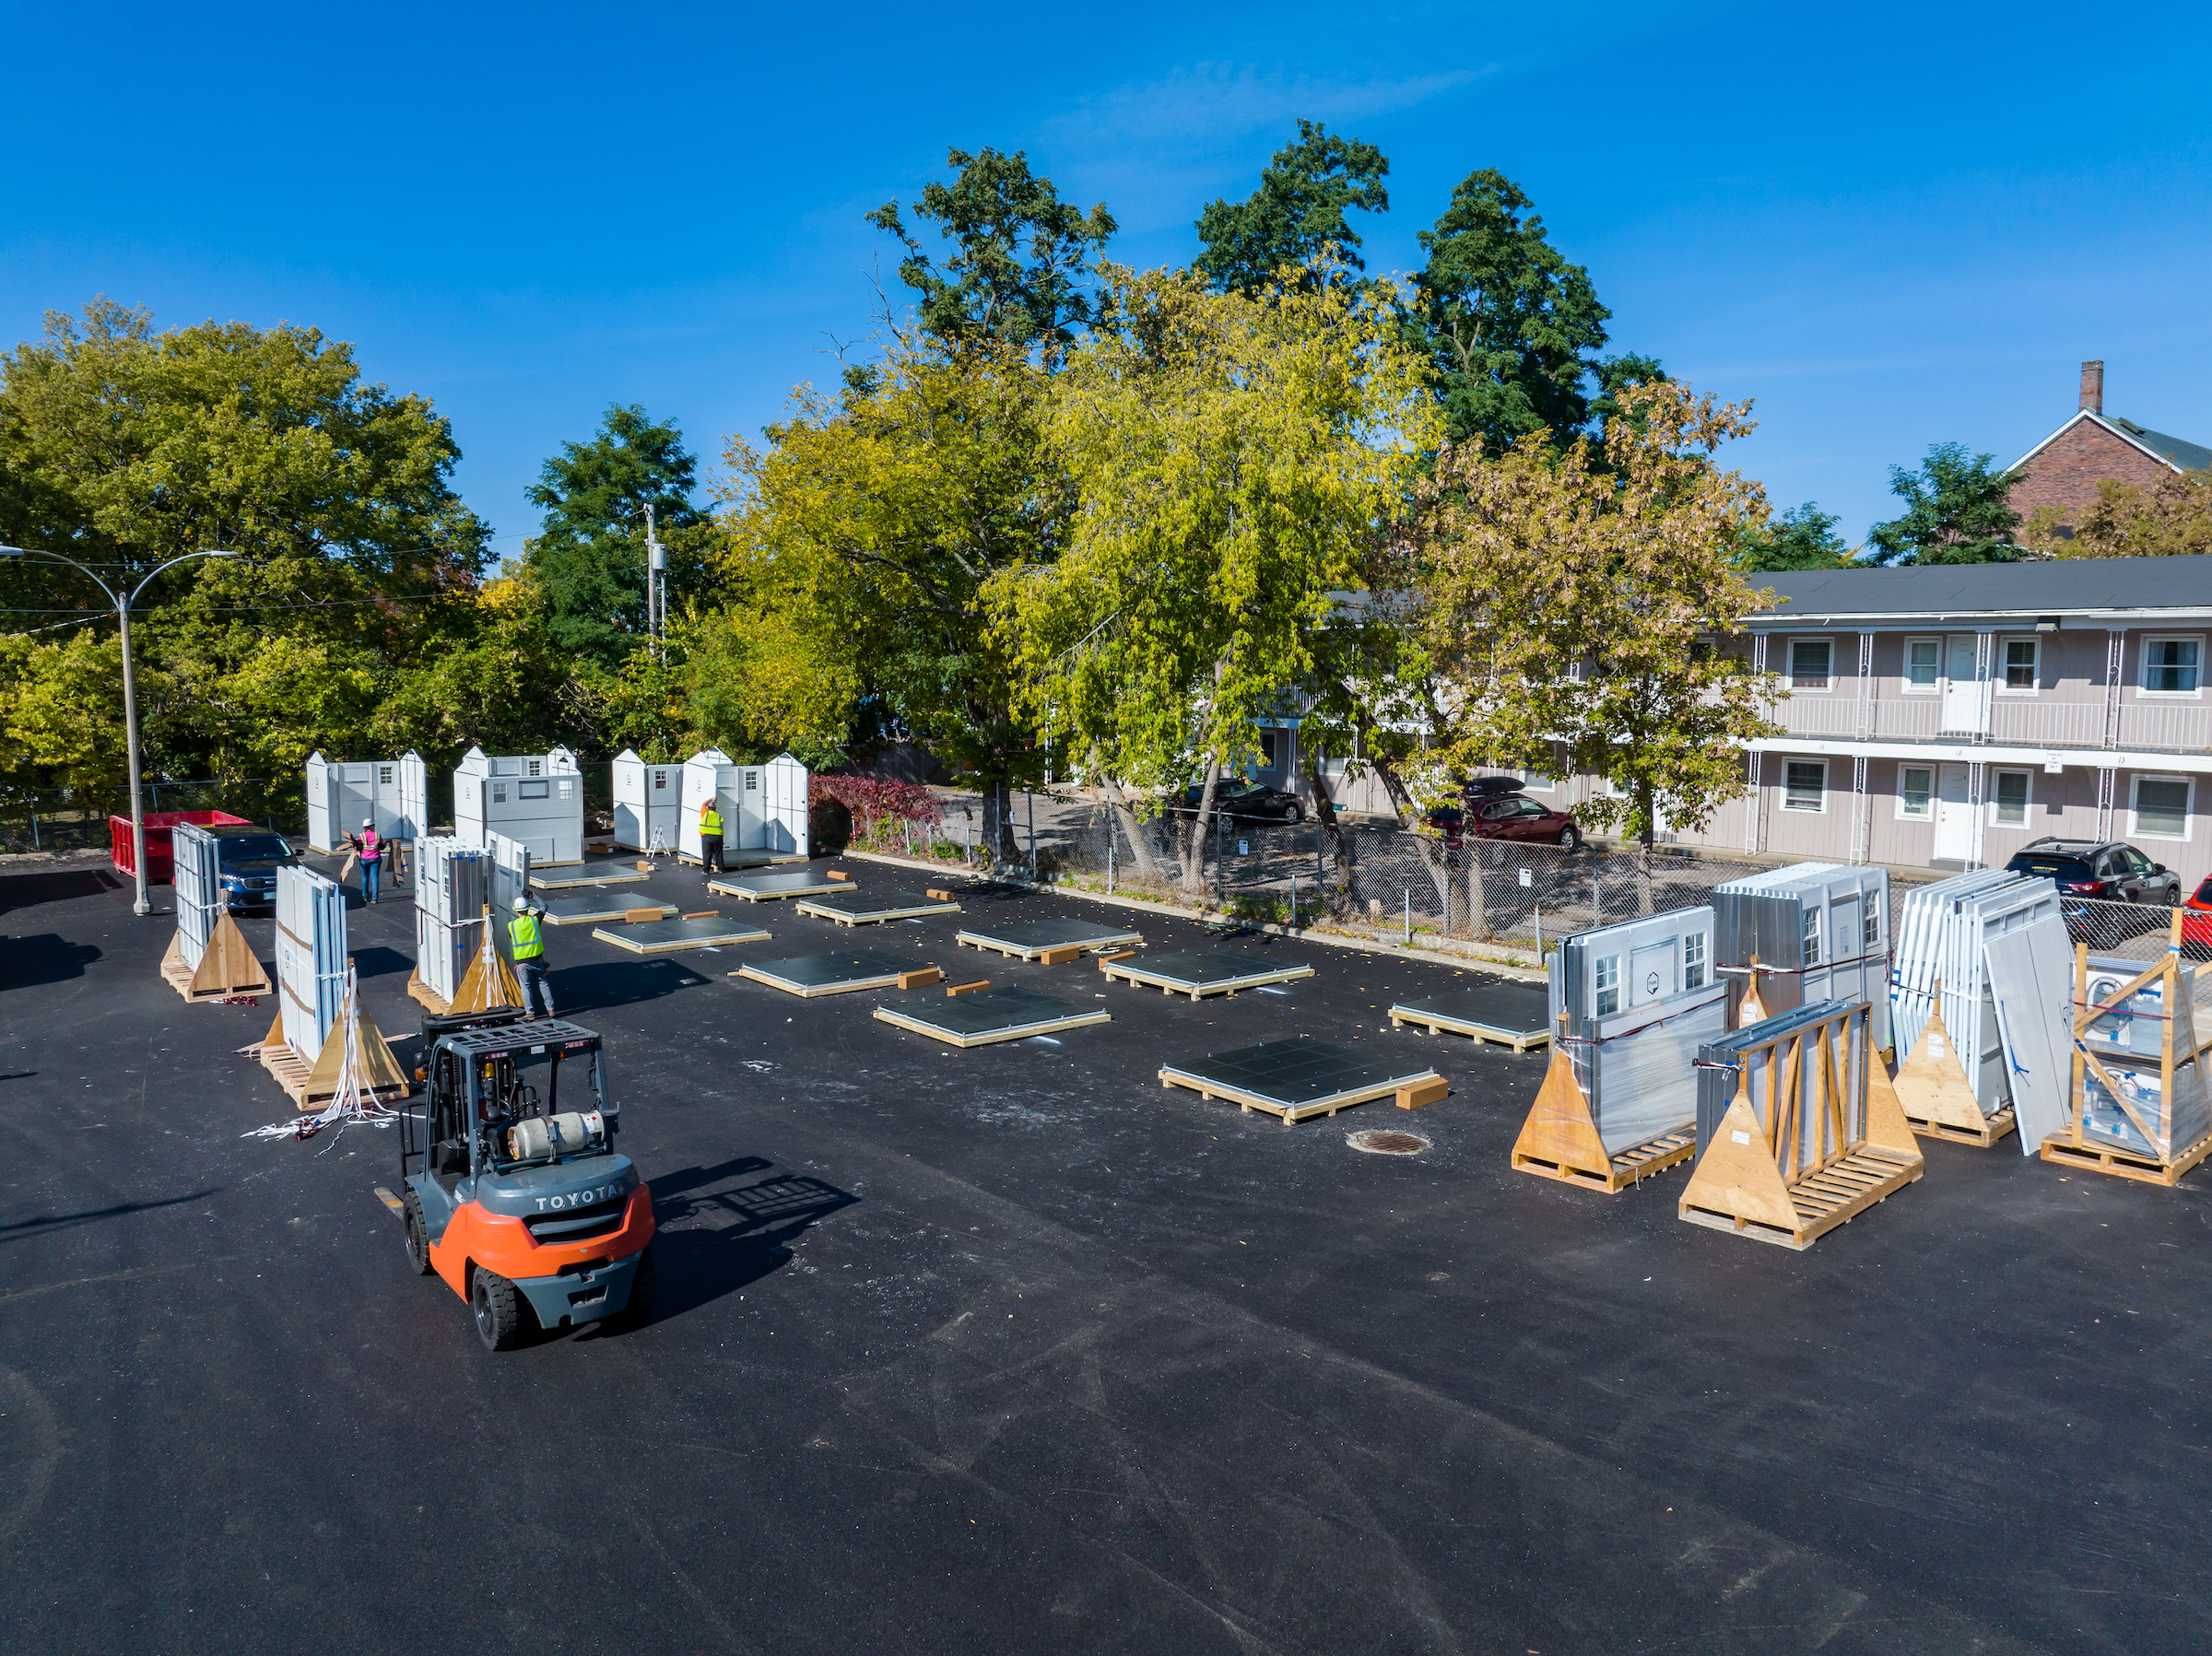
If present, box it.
[1682,932,1707,992]
[1783,759,1827,813]
[1990,769,2030,828]
[1898,765,1934,820]
[1789,637,1833,691]
[1862,891,1881,949]
[2142,637,2202,695]
[1905,637,1940,692]
[1999,637,2039,692]
[2131,775,2194,840]
[1594,955,1620,1016]
[1520,769,1555,793]
[378,765,394,785]
[1801,906,1822,967]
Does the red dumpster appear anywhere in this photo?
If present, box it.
[110,810,253,884]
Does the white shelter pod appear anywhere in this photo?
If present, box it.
[679,748,740,863]
[763,753,807,855]
[275,864,347,1058]
[611,749,680,851]
[304,751,427,853]
[453,746,582,865]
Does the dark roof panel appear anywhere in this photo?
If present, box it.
[1752,555,2212,620]
[2108,417,2212,473]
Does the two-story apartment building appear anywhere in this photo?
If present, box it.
[1657,556,2212,884]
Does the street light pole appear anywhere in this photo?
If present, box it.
[1,545,241,915]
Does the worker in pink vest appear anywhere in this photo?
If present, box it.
[355,817,381,904]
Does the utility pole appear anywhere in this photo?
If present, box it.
[2,543,242,915]
[642,504,665,660]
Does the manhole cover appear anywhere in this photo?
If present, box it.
[1347,1130,1430,1156]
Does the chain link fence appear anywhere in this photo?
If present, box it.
[845,788,1953,966]
[0,780,277,856]
[2065,896,2203,963]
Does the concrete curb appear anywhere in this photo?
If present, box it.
[845,848,1548,984]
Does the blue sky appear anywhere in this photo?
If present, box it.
[5,2,2206,558]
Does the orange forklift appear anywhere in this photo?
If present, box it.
[398,1014,655,1349]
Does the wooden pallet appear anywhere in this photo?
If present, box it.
[1389,1006,1549,1051]
[873,1004,1111,1049]
[1680,1146,1923,1251]
[2040,1130,2212,1188]
[1906,1104,2017,1148]
[1103,957,1313,1001]
[1157,1066,1442,1125]
[250,1016,410,1111]
[957,929,1143,962]
[158,916,271,1003]
[406,971,453,1016]
[1514,1126,1697,1193]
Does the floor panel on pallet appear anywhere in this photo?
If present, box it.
[1100,948,1312,998]
[710,870,850,901]
[956,917,1145,959]
[794,890,961,925]
[1159,1037,1443,1123]
[529,868,652,890]
[735,950,923,997]
[591,916,772,954]
[1389,985,1551,1050]
[541,897,676,927]
[873,985,1111,1047]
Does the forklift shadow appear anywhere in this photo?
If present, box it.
[0,934,103,991]
[634,1157,860,1323]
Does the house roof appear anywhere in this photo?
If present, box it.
[1750,555,2212,626]
[2009,409,2212,476]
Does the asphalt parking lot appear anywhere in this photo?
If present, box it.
[3,850,2208,1655]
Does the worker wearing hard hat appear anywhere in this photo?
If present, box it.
[353,817,382,905]
[698,796,724,879]
[511,891,555,1018]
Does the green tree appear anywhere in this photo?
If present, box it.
[0,299,491,819]
[1403,170,1647,454]
[1193,120,1389,296]
[1738,501,1853,570]
[722,343,1065,851]
[1389,382,1781,852]
[868,148,1115,368]
[1866,442,2023,564]
[2022,470,2212,558]
[522,404,711,668]
[991,266,1438,884]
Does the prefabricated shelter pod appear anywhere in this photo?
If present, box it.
[275,864,347,1059]
[762,753,806,854]
[679,747,739,863]
[413,836,492,1004]
[1712,863,1890,1048]
[705,752,809,856]
[304,751,427,853]
[453,746,582,865]
[611,749,680,852]
[1545,905,1727,1154]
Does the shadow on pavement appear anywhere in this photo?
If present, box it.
[0,1188,218,1244]
[0,934,103,991]
[641,1157,858,1321]
[0,868,124,914]
[554,957,715,1013]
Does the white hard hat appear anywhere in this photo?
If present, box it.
[361,817,373,828]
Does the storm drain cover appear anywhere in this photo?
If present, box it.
[1347,1130,1430,1156]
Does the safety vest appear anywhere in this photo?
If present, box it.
[509,912,544,961]
[700,805,723,835]
[359,828,379,862]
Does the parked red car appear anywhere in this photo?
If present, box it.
[2183,877,2212,951]
[1429,793,1583,851]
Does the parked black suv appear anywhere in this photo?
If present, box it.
[2005,839,2181,906]
[210,828,300,910]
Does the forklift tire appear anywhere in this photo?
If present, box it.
[471,1268,527,1351]
[624,1246,657,1326]
[402,1192,434,1276]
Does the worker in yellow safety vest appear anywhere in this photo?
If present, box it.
[698,797,724,878]
[510,892,555,1018]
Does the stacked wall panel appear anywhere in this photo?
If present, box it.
[275,865,346,1058]
[1548,906,1727,1153]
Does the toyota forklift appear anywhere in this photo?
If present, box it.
[398,1012,655,1349]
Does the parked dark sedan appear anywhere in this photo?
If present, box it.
[1177,777,1305,823]
[210,828,299,910]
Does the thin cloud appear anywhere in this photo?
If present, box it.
[1044,62,1488,161]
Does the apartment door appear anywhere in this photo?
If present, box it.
[1933,762,1974,863]
[1941,634,1983,733]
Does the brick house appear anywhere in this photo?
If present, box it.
[2008,360,2211,537]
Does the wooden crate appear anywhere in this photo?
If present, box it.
[1677,999,1925,1250]
[2041,1130,2212,1188]
[2047,926,2212,1185]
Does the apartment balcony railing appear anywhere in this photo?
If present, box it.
[1771,694,2212,754]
